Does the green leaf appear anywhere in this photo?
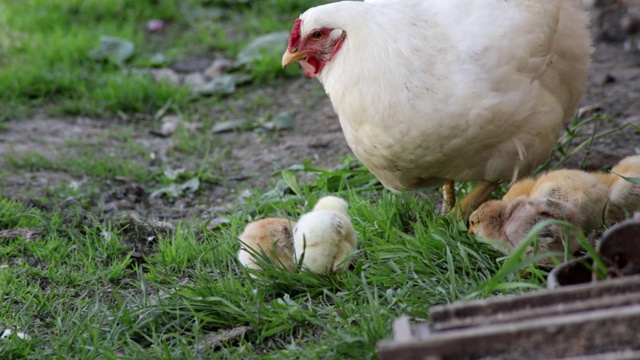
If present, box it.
[612,172,640,185]
[236,32,290,66]
[195,74,253,96]
[212,118,251,133]
[179,177,200,194]
[261,112,294,131]
[88,36,135,65]
[281,170,301,196]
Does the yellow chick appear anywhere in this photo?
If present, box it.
[237,218,296,273]
[605,155,640,223]
[593,172,616,188]
[293,196,357,274]
[526,169,609,230]
[502,178,536,202]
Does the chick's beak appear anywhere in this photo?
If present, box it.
[282,49,307,68]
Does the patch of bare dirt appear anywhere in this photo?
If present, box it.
[0,79,349,221]
[208,78,348,180]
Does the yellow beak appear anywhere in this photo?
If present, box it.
[282,49,307,68]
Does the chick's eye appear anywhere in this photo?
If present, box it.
[311,31,324,40]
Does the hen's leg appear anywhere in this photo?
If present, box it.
[441,180,456,213]
[457,181,499,220]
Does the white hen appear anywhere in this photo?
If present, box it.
[293,196,357,274]
[283,0,591,215]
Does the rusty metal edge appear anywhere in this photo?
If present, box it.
[430,275,640,324]
[433,291,640,331]
[551,351,640,360]
[379,303,640,360]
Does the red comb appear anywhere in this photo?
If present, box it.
[288,18,302,48]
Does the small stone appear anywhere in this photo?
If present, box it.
[146,20,165,32]
[183,73,207,87]
[150,115,181,137]
[204,58,235,80]
[151,68,180,85]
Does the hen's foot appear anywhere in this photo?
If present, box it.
[456,181,499,220]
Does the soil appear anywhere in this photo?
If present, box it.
[1,3,640,223]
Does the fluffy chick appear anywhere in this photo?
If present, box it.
[293,196,357,274]
[470,197,585,264]
[467,176,538,237]
[502,178,537,202]
[237,218,296,273]
[469,196,584,264]
[468,200,508,240]
[502,197,586,264]
[606,155,640,223]
[527,169,609,230]
[469,169,608,264]
[470,169,608,238]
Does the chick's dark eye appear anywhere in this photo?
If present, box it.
[311,31,324,40]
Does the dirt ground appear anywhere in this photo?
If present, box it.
[1,2,639,221]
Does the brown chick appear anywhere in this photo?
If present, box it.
[501,197,586,264]
[237,218,297,273]
[469,169,608,264]
[471,169,608,237]
[468,177,536,238]
[468,200,507,241]
[606,155,640,223]
[469,197,584,264]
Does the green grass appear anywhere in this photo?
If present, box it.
[0,0,327,120]
[1,112,615,357]
[0,0,187,118]
[0,159,558,359]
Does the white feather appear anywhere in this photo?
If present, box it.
[297,0,591,191]
[293,196,357,273]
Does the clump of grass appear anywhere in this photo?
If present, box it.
[0,151,612,359]
[0,156,535,358]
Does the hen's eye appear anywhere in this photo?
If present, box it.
[311,31,324,40]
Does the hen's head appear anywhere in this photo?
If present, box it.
[282,16,346,78]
